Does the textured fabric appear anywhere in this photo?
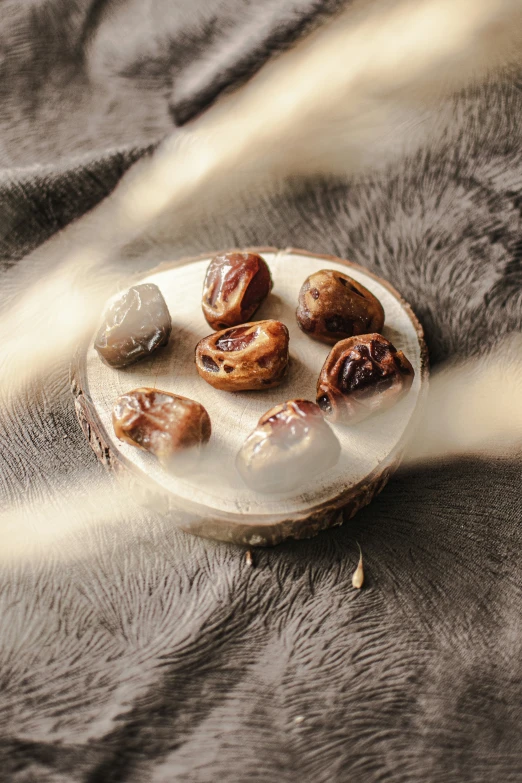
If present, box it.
[1,2,521,782]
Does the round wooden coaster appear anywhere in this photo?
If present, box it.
[71,247,429,546]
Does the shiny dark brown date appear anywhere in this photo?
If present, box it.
[202,252,272,330]
[296,269,384,345]
[316,333,414,424]
[195,320,289,392]
[236,399,341,493]
[94,284,172,368]
[112,387,211,468]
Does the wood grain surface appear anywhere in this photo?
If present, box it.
[72,247,429,545]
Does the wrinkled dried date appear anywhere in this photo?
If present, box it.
[316,333,414,424]
[112,387,211,468]
[236,399,341,493]
[95,284,172,368]
[195,320,289,391]
[202,252,272,330]
[296,269,384,344]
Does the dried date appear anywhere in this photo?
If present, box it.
[316,333,414,424]
[112,387,211,468]
[236,399,341,493]
[195,320,289,391]
[296,269,384,344]
[202,252,272,330]
[95,284,172,368]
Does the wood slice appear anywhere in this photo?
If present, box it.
[71,247,429,546]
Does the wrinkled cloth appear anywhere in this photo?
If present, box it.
[1,2,521,782]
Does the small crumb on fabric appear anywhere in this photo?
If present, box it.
[352,541,364,589]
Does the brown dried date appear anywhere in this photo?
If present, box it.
[95,284,172,368]
[202,252,272,330]
[236,399,341,493]
[195,320,289,391]
[316,333,414,424]
[113,388,211,468]
[296,269,384,344]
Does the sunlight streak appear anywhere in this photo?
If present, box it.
[1,0,520,402]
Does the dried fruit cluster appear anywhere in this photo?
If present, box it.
[93,251,415,494]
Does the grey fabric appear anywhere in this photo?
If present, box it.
[1,2,521,782]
